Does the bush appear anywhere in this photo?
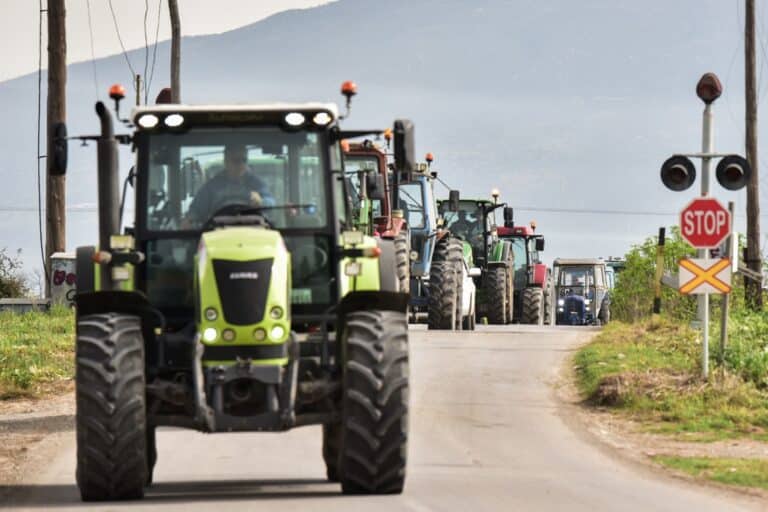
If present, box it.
[0,248,27,298]
[611,227,696,323]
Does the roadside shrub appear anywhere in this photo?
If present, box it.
[611,227,696,323]
[0,248,27,298]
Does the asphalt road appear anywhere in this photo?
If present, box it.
[4,325,762,511]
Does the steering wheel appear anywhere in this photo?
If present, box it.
[203,204,274,231]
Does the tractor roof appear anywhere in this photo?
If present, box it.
[553,258,605,266]
[497,225,539,237]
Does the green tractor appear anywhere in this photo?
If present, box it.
[67,83,411,500]
[437,190,514,324]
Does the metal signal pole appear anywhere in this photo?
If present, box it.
[745,0,763,309]
[169,0,181,103]
[46,0,66,295]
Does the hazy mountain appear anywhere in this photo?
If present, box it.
[0,0,758,278]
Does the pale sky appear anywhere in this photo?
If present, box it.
[0,0,332,82]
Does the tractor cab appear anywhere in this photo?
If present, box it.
[553,258,610,325]
[341,139,389,236]
[438,199,496,265]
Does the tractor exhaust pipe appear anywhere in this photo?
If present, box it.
[95,101,120,290]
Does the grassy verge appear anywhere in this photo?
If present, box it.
[0,307,74,399]
[653,455,768,491]
[574,317,768,441]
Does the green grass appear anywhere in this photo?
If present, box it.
[653,455,768,490]
[574,317,768,440]
[0,307,74,399]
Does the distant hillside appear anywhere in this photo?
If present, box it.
[0,0,753,275]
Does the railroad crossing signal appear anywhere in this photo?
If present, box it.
[678,258,732,295]
[679,197,731,249]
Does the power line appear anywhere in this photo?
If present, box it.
[85,0,99,98]
[107,0,138,92]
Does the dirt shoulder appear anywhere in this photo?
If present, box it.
[0,381,74,493]
[555,355,768,503]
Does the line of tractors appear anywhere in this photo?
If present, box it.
[341,133,556,330]
[54,80,616,503]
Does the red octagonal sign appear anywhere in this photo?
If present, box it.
[680,197,731,249]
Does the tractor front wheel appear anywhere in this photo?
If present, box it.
[340,310,409,494]
[75,313,148,501]
[521,287,545,325]
[393,233,410,295]
[428,262,458,330]
[486,267,508,324]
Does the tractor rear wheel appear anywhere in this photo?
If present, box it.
[75,313,148,501]
[599,301,611,325]
[323,422,342,482]
[393,233,410,295]
[340,310,409,494]
[433,237,465,328]
[521,287,545,325]
[486,267,508,324]
[428,262,458,330]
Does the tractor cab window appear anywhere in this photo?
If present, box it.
[343,156,383,218]
[397,182,424,229]
[510,237,528,292]
[440,200,484,253]
[558,267,595,299]
[145,127,328,231]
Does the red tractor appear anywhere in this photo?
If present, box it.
[497,208,553,325]
[342,137,410,292]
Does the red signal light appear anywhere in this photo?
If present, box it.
[425,152,434,163]
[341,80,357,98]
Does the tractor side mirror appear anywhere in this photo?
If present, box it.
[448,190,460,212]
[394,119,415,178]
[51,122,68,176]
[366,171,385,200]
[503,206,514,228]
[535,237,545,252]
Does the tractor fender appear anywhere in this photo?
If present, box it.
[377,238,399,293]
[531,263,548,287]
[338,290,409,317]
[76,246,96,292]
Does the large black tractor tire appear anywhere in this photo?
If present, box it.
[521,287,545,325]
[486,266,508,324]
[393,233,410,295]
[427,262,458,330]
[323,422,342,482]
[75,313,148,501]
[340,310,409,494]
[433,237,465,328]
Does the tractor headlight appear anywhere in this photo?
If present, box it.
[202,327,217,342]
[557,299,564,306]
[222,329,236,342]
[270,306,284,320]
[253,328,267,341]
[137,114,159,128]
[585,299,591,306]
[270,325,286,341]
[285,112,305,126]
[204,307,218,321]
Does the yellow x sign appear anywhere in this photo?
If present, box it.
[679,258,732,295]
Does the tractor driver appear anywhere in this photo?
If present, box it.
[184,144,275,227]
[450,210,480,241]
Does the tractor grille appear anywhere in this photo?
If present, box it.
[212,258,273,325]
[564,296,585,317]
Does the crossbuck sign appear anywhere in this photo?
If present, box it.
[678,258,732,295]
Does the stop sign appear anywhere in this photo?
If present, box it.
[679,197,731,249]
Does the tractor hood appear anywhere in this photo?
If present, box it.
[195,226,290,347]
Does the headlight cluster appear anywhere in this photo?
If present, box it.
[137,113,185,128]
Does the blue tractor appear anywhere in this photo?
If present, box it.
[553,258,610,325]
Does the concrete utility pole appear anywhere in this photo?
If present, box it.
[46,0,66,293]
[745,0,763,309]
[169,0,181,103]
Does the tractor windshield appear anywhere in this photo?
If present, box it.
[509,237,528,291]
[440,200,484,251]
[144,127,328,231]
[344,155,383,218]
[557,266,596,299]
[397,182,425,228]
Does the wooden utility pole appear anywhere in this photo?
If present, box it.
[46,0,66,294]
[745,0,763,309]
[169,0,181,103]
